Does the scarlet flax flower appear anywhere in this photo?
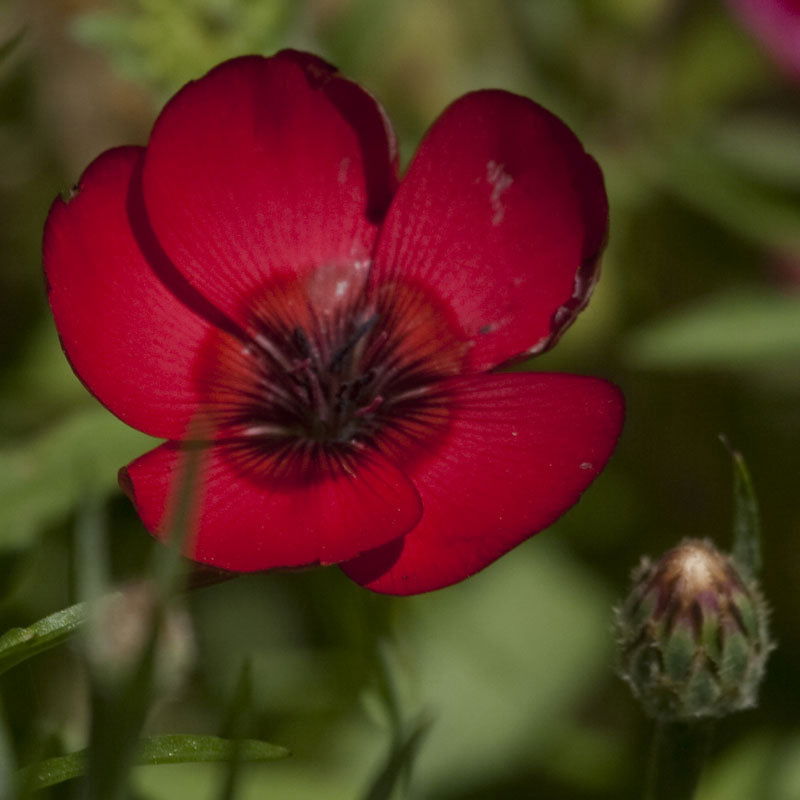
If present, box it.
[44,51,623,595]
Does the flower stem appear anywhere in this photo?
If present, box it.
[645,720,714,800]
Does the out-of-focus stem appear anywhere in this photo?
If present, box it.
[645,720,714,800]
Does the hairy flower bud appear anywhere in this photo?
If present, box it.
[615,539,771,721]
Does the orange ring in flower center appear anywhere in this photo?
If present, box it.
[192,265,468,486]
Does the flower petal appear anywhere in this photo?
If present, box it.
[142,50,398,326]
[371,90,608,372]
[43,147,214,439]
[119,441,422,571]
[728,0,800,80]
[342,373,624,595]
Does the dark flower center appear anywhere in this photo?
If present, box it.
[197,268,466,482]
[246,308,394,445]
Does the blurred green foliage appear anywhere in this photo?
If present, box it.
[1,0,800,798]
[0,409,151,552]
[72,0,298,98]
[625,290,800,369]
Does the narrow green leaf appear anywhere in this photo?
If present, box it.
[374,640,405,740]
[0,29,25,64]
[87,576,165,798]
[711,114,800,189]
[218,658,254,800]
[151,436,203,595]
[85,431,204,800]
[624,290,800,369]
[76,493,110,616]
[654,143,800,249]
[17,734,289,791]
[139,734,289,764]
[362,716,432,800]
[0,700,15,799]
[721,439,762,577]
[0,601,88,677]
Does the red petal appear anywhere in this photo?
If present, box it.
[43,147,213,439]
[342,373,623,595]
[142,51,398,326]
[371,90,608,372]
[120,441,422,571]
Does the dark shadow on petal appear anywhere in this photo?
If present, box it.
[342,536,406,585]
[276,49,398,224]
[126,158,248,342]
[323,77,398,223]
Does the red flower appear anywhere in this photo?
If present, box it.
[44,51,623,595]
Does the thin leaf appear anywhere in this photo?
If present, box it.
[0,29,25,64]
[84,431,203,800]
[374,640,405,739]
[0,601,88,677]
[14,729,60,800]
[85,625,159,800]
[17,734,289,791]
[654,143,800,249]
[76,494,109,609]
[152,435,203,595]
[0,700,14,799]
[624,290,800,370]
[139,734,288,764]
[711,114,800,189]
[80,496,148,800]
[721,438,762,578]
[218,658,254,800]
[362,715,432,800]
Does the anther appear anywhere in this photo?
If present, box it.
[355,395,384,417]
[329,313,379,372]
[292,327,313,358]
[287,357,312,374]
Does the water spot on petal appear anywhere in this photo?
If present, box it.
[486,160,513,226]
[338,156,351,184]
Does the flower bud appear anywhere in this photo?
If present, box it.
[615,538,771,721]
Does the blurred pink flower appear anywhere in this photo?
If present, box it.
[728,0,800,79]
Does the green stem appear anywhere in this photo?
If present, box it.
[645,720,714,800]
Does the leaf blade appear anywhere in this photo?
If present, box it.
[721,440,762,577]
[0,601,88,677]
[624,290,800,369]
[18,734,290,791]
